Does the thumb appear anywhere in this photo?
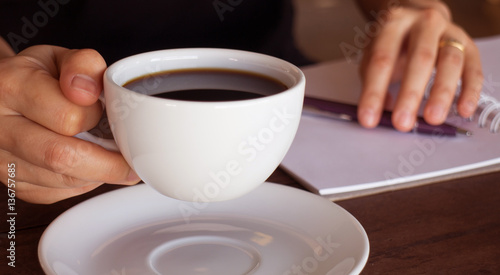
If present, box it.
[58,49,107,106]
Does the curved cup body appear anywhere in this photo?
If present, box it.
[104,48,305,202]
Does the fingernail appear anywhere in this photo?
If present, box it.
[359,109,377,128]
[127,170,141,183]
[71,74,99,97]
[395,111,414,131]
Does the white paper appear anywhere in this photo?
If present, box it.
[281,35,500,197]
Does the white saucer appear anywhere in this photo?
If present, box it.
[39,183,369,275]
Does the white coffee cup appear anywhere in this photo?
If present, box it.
[80,48,305,202]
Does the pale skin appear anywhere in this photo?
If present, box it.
[0,44,140,204]
[0,0,483,203]
[355,0,483,131]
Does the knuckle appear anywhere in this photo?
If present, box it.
[413,47,435,65]
[76,48,101,59]
[430,81,457,97]
[465,68,484,93]
[402,89,423,104]
[468,80,483,101]
[363,90,385,103]
[94,156,126,184]
[43,140,79,175]
[67,48,106,70]
[421,8,446,24]
[451,26,468,41]
[442,51,463,67]
[432,2,452,21]
[466,41,481,56]
[0,56,53,109]
[361,90,386,111]
[474,70,485,84]
[388,6,404,18]
[57,174,89,188]
[0,58,24,104]
[369,50,394,71]
[468,61,484,79]
[56,106,87,136]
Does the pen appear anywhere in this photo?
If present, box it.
[303,97,472,137]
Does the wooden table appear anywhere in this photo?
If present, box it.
[1,167,499,274]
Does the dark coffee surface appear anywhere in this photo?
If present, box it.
[124,68,287,102]
[152,89,264,101]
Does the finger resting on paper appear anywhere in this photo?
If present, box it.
[390,13,447,131]
[423,42,465,125]
[457,42,483,118]
[358,26,408,128]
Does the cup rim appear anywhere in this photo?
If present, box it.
[104,48,305,105]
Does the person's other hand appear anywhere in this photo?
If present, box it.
[357,0,483,132]
[0,45,140,204]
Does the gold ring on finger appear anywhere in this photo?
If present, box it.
[439,39,465,53]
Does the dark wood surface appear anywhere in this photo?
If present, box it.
[1,167,499,274]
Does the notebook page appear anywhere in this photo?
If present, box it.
[281,35,500,198]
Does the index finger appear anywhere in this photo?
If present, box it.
[358,9,412,128]
[0,115,139,184]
